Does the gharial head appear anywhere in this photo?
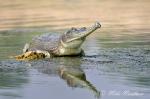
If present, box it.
[60,22,101,49]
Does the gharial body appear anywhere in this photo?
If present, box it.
[14,22,101,60]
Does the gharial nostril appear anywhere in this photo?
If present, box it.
[95,21,101,28]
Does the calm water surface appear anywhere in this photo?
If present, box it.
[0,0,150,99]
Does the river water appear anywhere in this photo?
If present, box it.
[0,0,150,99]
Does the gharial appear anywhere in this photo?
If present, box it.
[13,22,101,60]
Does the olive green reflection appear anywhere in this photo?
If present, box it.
[0,61,29,88]
[0,72,28,88]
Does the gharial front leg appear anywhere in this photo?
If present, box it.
[23,43,30,53]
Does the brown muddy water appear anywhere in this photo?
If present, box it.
[0,0,150,99]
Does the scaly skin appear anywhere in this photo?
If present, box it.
[13,22,101,60]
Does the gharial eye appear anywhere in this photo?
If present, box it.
[66,27,78,34]
[71,27,77,31]
[80,27,86,31]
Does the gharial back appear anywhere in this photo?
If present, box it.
[28,33,62,51]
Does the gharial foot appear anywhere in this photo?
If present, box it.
[11,50,50,61]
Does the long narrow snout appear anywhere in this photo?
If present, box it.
[81,21,101,37]
[66,22,101,42]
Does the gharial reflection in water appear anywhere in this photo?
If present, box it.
[31,57,100,98]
